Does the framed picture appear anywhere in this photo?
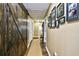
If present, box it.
[59,17,65,24]
[57,3,64,18]
[66,3,79,22]
[48,16,52,28]
[51,7,56,20]
[55,20,59,28]
[48,16,56,29]
[51,20,56,28]
[48,22,52,28]
[48,16,52,22]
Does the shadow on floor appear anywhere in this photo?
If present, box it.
[40,38,49,56]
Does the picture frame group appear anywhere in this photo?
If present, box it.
[48,3,79,29]
[48,6,56,29]
[48,3,65,29]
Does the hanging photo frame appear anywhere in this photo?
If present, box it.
[55,20,59,28]
[51,7,56,20]
[48,16,52,28]
[57,3,64,18]
[48,16,56,29]
[66,3,79,22]
[59,17,65,25]
[51,20,56,28]
[48,22,52,28]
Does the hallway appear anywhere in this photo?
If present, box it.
[0,3,48,56]
[1,3,79,56]
[25,39,42,56]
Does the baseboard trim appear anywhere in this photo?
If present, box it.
[27,39,33,48]
[45,46,51,56]
[24,39,33,56]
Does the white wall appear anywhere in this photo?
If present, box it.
[34,21,39,37]
[38,22,42,39]
[46,3,79,56]
[47,22,79,56]
[33,20,43,38]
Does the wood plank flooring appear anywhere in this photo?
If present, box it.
[25,39,42,56]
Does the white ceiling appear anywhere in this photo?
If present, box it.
[23,3,50,19]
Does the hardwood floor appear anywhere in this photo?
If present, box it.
[25,39,42,56]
